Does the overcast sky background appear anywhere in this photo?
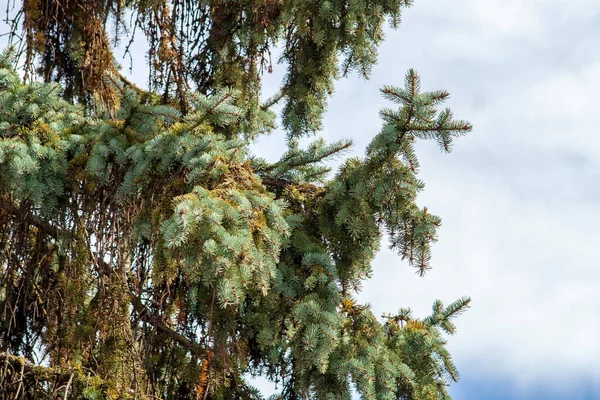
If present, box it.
[343,1,600,398]
[256,1,600,398]
[2,0,600,399]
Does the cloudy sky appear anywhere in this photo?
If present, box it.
[321,1,600,398]
[256,1,600,398]
[3,0,600,398]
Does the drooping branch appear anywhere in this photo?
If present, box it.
[5,203,65,239]
[0,351,72,381]
[5,201,206,357]
[129,293,205,356]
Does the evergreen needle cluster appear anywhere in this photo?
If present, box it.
[1,1,472,398]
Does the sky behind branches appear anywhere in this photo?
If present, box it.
[256,1,600,398]
[2,1,600,398]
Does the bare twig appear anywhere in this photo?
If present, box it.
[64,373,74,399]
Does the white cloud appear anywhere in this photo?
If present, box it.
[516,63,600,159]
[411,0,544,62]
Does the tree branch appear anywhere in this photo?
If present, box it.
[129,292,204,356]
[0,352,72,381]
[6,205,65,239]
[5,202,205,357]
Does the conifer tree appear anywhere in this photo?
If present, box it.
[1,1,472,398]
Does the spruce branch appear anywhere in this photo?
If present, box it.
[0,0,472,396]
